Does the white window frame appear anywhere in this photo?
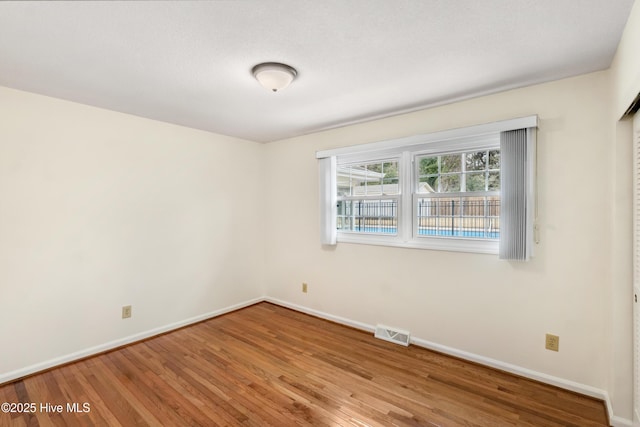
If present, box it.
[412,146,501,252]
[336,138,500,253]
[317,116,538,255]
[336,155,402,239]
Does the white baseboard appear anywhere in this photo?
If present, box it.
[0,297,264,385]
[265,297,375,333]
[2,296,633,427]
[610,414,633,427]
[265,297,631,427]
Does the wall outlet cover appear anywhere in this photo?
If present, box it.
[545,333,559,351]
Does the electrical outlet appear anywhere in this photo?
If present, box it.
[545,333,559,351]
[302,282,308,293]
[122,305,132,319]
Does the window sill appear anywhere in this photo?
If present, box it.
[337,233,499,255]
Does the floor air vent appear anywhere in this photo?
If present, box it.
[374,325,410,346]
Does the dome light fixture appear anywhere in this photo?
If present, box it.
[252,62,297,92]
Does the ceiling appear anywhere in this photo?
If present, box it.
[0,1,634,143]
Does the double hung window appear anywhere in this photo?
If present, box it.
[318,117,537,258]
[337,159,400,235]
[415,150,500,240]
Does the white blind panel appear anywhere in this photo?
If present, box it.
[319,156,337,245]
[499,129,530,260]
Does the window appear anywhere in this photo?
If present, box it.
[415,150,500,240]
[336,159,400,234]
[318,116,537,258]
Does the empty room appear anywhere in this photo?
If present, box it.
[1,1,640,426]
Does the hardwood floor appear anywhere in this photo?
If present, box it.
[0,302,609,426]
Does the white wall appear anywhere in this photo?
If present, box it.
[0,86,265,378]
[264,71,613,397]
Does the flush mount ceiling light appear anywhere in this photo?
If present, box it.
[252,62,297,92]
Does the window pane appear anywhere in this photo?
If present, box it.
[418,176,438,193]
[440,174,461,192]
[417,149,499,196]
[336,165,357,196]
[337,160,399,197]
[336,200,398,234]
[381,161,399,194]
[489,150,500,170]
[417,196,499,239]
[440,154,461,173]
[337,183,350,197]
[488,171,500,190]
[419,156,438,176]
[362,164,382,195]
[466,172,486,191]
[465,151,487,171]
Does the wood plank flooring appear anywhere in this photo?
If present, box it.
[0,302,609,426]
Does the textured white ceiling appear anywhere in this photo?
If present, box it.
[0,1,634,142]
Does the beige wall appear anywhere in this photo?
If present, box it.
[2,1,640,421]
[0,86,265,378]
[265,71,613,394]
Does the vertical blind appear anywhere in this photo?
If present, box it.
[319,156,337,245]
[499,128,536,261]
